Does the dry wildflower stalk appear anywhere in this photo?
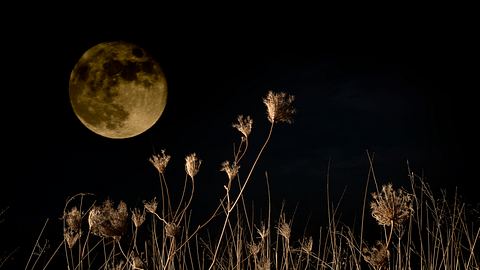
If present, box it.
[165,222,179,238]
[65,207,81,231]
[277,215,291,240]
[257,223,269,240]
[131,208,146,228]
[220,160,240,183]
[232,115,253,139]
[301,236,313,254]
[130,254,145,270]
[88,200,128,239]
[263,91,295,124]
[64,207,82,248]
[185,153,201,178]
[144,197,158,214]
[370,183,414,230]
[64,228,81,249]
[257,257,271,270]
[249,242,261,256]
[149,149,171,174]
[362,241,390,270]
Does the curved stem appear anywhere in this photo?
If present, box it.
[209,122,274,270]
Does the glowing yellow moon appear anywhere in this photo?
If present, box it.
[69,41,167,139]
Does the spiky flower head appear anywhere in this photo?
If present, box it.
[131,208,146,228]
[88,200,128,239]
[263,91,295,124]
[370,184,414,229]
[220,160,240,182]
[185,153,202,178]
[233,115,253,139]
[149,150,171,174]
[143,197,158,214]
[362,241,390,270]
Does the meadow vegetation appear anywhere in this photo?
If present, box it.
[12,91,480,269]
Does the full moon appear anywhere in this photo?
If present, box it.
[69,41,167,139]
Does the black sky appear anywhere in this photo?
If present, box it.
[1,9,478,265]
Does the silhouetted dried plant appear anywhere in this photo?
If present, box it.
[88,200,128,239]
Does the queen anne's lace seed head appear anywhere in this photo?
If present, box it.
[263,91,295,124]
[185,153,201,178]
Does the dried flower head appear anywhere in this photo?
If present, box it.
[362,241,390,270]
[149,150,171,174]
[88,200,128,239]
[256,223,269,240]
[232,115,253,138]
[64,206,82,248]
[185,153,201,178]
[131,208,146,228]
[263,91,295,124]
[249,242,261,256]
[257,257,271,270]
[64,228,81,248]
[64,207,82,232]
[220,160,240,182]
[301,236,313,254]
[370,184,414,229]
[108,260,125,270]
[144,197,158,214]
[276,215,291,240]
[165,222,179,238]
[130,253,145,270]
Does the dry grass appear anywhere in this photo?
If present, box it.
[15,91,479,270]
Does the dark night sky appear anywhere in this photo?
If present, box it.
[1,9,478,266]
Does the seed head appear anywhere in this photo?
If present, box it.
[144,197,158,214]
[131,208,146,228]
[130,253,145,270]
[370,184,414,229]
[64,206,82,232]
[64,228,81,248]
[88,200,128,239]
[362,241,390,270]
[165,222,179,238]
[256,223,269,240]
[301,236,313,254]
[185,153,201,178]
[220,160,240,182]
[232,115,253,139]
[263,91,295,124]
[249,242,261,256]
[276,215,291,240]
[149,150,171,174]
